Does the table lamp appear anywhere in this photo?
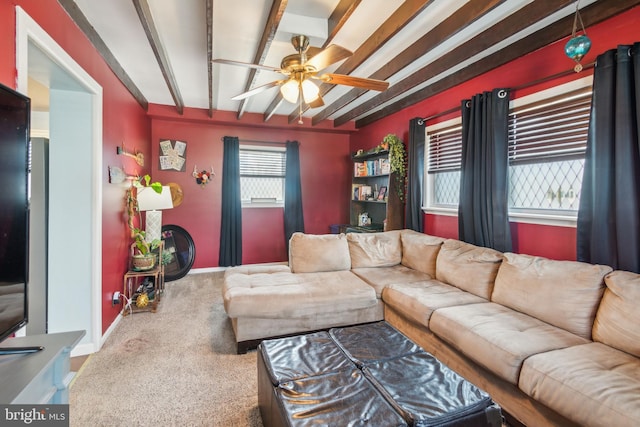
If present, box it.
[136,186,173,242]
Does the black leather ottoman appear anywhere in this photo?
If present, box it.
[258,322,502,426]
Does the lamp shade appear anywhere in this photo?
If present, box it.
[137,186,173,211]
[280,79,299,103]
[301,79,319,103]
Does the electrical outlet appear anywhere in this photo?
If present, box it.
[112,291,121,306]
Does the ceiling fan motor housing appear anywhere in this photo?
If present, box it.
[291,35,310,53]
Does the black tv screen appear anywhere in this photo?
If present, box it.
[0,82,30,344]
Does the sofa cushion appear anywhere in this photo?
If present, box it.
[429,302,589,384]
[288,232,351,273]
[400,229,445,277]
[492,253,612,340]
[224,263,291,279]
[519,342,640,427]
[593,270,640,357]
[435,240,503,299]
[351,265,431,297]
[382,280,486,328]
[347,231,402,268]
[223,271,377,318]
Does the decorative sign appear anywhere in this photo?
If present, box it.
[159,139,187,171]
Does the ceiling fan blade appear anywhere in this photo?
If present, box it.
[307,95,324,108]
[305,45,352,71]
[213,58,283,73]
[319,73,389,91]
[306,46,322,58]
[231,80,285,101]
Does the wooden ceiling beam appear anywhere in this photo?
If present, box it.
[133,0,184,115]
[57,0,148,110]
[236,0,288,119]
[349,0,640,128]
[287,0,434,124]
[312,0,505,126]
[327,0,362,42]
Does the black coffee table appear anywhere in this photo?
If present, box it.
[257,321,502,426]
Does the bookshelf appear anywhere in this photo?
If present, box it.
[350,150,403,232]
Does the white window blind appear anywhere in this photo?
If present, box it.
[427,87,592,172]
[427,124,462,173]
[508,87,592,164]
[239,146,286,205]
[240,147,286,178]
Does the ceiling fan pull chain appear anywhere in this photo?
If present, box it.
[298,86,304,124]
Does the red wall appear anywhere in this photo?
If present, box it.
[353,6,640,261]
[148,106,354,266]
[0,0,153,333]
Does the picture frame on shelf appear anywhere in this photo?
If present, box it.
[377,186,387,201]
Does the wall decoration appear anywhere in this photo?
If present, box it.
[117,143,144,166]
[159,139,187,171]
[193,165,215,188]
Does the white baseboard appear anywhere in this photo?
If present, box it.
[71,312,123,357]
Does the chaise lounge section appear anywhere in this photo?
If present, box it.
[222,230,640,427]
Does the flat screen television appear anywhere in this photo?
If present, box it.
[0,82,31,352]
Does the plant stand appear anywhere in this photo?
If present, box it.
[122,242,165,315]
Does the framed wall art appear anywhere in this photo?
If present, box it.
[159,139,187,171]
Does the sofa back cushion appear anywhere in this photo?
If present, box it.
[492,253,612,340]
[435,240,503,299]
[593,270,640,357]
[288,232,351,273]
[347,230,402,268]
[400,229,445,277]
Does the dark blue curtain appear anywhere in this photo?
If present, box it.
[284,140,304,248]
[405,117,425,232]
[219,136,242,266]
[577,43,640,273]
[459,88,512,252]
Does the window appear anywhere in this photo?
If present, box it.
[239,145,286,206]
[425,77,593,225]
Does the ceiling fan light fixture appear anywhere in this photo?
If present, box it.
[280,79,320,104]
[280,79,299,103]
[301,79,319,103]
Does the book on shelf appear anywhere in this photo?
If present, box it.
[379,158,390,174]
[360,185,372,200]
[354,162,367,177]
[354,155,390,177]
[353,184,376,200]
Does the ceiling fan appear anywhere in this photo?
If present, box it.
[213,35,389,120]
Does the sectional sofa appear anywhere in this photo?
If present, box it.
[222,230,640,427]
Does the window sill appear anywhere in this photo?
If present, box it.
[242,203,284,209]
[422,207,577,228]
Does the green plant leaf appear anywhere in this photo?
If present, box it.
[150,182,163,193]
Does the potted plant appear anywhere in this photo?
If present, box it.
[130,227,161,271]
[383,134,407,202]
[126,174,163,270]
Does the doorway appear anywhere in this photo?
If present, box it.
[16,7,103,355]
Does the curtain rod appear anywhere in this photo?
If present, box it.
[220,137,287,145]
[418,62,596,125]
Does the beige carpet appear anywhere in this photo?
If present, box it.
[70,271,263,426]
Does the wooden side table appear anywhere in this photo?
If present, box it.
[122,242,165,315]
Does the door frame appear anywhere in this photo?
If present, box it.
[15,7,103,355]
